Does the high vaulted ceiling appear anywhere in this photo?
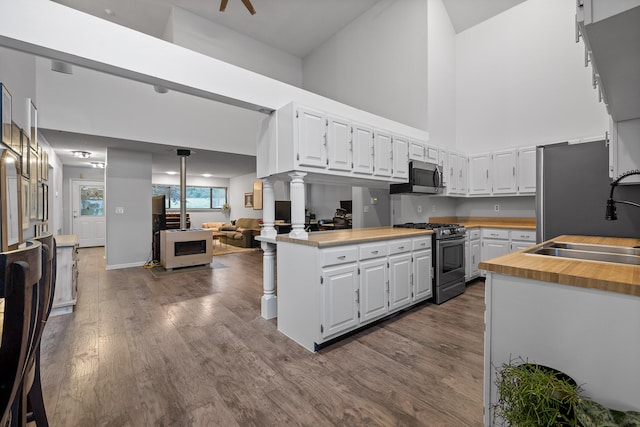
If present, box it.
[43,0,526,177]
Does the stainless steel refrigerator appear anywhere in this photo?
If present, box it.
[536,140,640,242]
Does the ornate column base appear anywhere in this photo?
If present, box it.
[260,241,277,319]
[261,294,277,320]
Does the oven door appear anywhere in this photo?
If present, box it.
[435,237,465,284]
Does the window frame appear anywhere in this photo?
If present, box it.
[151,184,228,210]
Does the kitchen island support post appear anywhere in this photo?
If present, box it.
[260,177,277,319]
[288,171,308,239]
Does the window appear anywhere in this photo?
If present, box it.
[152,184,227,209]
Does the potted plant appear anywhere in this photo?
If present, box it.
[493,358,581,427]
[221,203,230,213]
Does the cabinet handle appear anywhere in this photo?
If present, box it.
[486,170,489,178]
[513,166,515,176]
[371,250,379,254]
[584,45,590,67]
[337,255,346,259]
[355,289,360,303]
[592,68,598,89]
[398,246,405,250]
[472,255,475,264]
[450,167,453,176]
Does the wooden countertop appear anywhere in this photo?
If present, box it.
[479,235,640,297]
[431,216,536,230]
[56,235,78,247]
[276,227,432,248]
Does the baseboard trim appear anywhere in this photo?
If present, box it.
[106,261,146,270]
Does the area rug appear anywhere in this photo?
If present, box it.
[148,261,226,278]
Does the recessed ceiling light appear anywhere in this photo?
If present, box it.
[202,173,212,178]
[91,162,105,168]
[104,8,115,16]
[167,171,178,175]
[72,150,92,158]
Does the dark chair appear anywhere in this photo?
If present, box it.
[0,241,42,427]
[19,233,56,426]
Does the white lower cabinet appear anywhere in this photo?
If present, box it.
[509,229,536,251]
[388,253,412,312]
[52,235,79,316]
[277,236,432,351]
[470,239,481,278]
[481,228,511,266]
[321,263,359,339]
[412,249,432,301]
[359,258,388,323]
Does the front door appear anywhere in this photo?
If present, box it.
[72,180,106,247]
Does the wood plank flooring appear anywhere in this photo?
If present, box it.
[40,247,485,426]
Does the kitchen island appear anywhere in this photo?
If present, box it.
[276,227,433,351]
[480,235,640,425]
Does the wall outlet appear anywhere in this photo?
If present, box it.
[494,204,500,212]
[363,205,369,213]
[115,207,124,214]
[417,205,422,213]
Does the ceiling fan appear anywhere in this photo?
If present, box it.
[220,0,256,15]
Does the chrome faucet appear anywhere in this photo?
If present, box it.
[606,170,640,220]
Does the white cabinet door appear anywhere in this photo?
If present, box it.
[321,263,359,338]
[492,149,517,194]
[408,139,425,162]
[481,239,510,262]
[412,250,432,301]
[296,106,326,168]
[359,258,388,323]
[374,131,393,177]
[388,253,412,312]
[470,239,481,278]
[352,123,374,175]
[439,148,449,185]
[469,153,492,195]
[465,240,471,280]
[447,152,459,194]
[327,116,352,172]
[517,146,536,194]
[458,153,468,195]
[392,136,409,179]
[425,144,439,164]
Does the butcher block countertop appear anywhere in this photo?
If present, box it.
[276,227,432,248]
[479,235,640,297]
[431,216,536,230]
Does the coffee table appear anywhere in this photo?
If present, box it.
[211,232,227,249]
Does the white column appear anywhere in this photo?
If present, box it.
[288,171,308,239]
[260,178,277,238]
[260,241,277,319]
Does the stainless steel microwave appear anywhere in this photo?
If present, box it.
[390,160,443,194]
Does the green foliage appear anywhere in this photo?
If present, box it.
[493,358,581,427]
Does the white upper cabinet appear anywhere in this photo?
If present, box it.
[517,146,537,194]
[408,139,426,162]
[458,153,468,195]
[296,106,327,168]
[425,144,439,164]
[352,123,374,175]
[469,153,492,195]
[373,131,393,177]
[392,135,409,179]
[326,116,352,172]
[439,148,449,186]
[492,149,517,194]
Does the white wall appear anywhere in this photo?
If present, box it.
[456,197,535,218]
[229,172,262,220]
[456,0,609,153]
[354,187,392,228]
[391,194,457,224]
[105,148,152,269]
[168,7,303,88]
[427,0,457,149]
[302,0,428,131]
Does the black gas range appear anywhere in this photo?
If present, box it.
[394,222,466,304]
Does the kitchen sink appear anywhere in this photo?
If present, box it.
[525,242,640,265]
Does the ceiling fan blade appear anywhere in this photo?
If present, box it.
[241,0,256,15]
[220,0,228,12]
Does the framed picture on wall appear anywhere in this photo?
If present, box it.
[10,122,21,154]
[20,131,30,179]
[37,182,43,220]
[29,100,37,149]
[41,222,48,233]
[1,83,11,147]
[30,173,38,220]
[37,145,43,182]
[244,192,253,208]
[43,151,49,181]
[21,176,29,230]
[41,183,48,221]
[34,223,41,237]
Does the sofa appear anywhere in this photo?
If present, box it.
[202,218,261,248]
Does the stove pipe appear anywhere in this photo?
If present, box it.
[177,149,191,230]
